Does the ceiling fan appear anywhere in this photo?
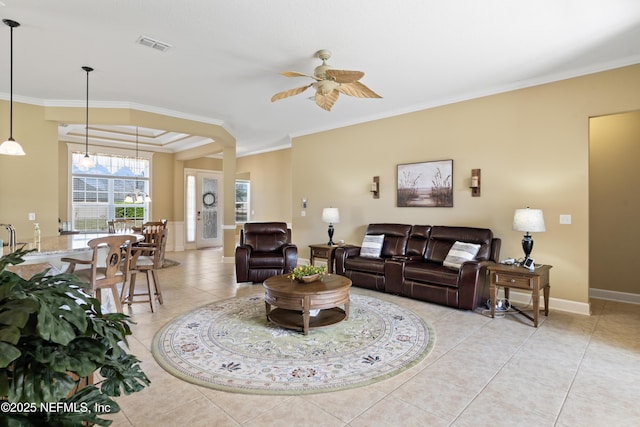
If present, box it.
[271,49,381,111]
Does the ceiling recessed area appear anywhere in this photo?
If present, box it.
[58,124,213,154]
[2,1,640,157]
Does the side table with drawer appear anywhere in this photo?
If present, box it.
[308,243,339,274]
[487,263,552,327]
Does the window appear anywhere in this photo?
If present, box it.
[71,151,150,232]
[186,175,196,242]
[235,180,250,223]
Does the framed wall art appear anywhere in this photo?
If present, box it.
[397,159,453,207]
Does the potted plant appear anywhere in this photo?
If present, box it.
[287,264,327,283]
[0,249,150,426]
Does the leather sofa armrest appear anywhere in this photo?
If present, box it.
[334,245,361,274]
[385,259,405,295]
[282,244,298,274]
[490,238,501,262]
[457,260,493,310]
[235,245,252,282]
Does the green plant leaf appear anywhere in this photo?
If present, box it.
[35,303,78,346]
[0,341,21,367]
[1,250,147,421]
[0,298,39,328]
[0,324,21,344]
[99,353,150,397]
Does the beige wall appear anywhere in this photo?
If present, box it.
[237,148,292,223]
[150,152,176,221]
[0,102,59,238]
[287,64,640,307]
[590,111,640,294]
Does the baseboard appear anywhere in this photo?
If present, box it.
[505,290,591,315]
[589,288,640,305]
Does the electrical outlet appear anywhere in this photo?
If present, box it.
[28,212,36,221]
[559,214,572,224]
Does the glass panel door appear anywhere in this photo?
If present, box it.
[196,172,223,248]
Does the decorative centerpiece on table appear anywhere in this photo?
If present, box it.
[287,265,327,283]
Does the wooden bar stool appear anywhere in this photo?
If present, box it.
[121,228,168,312]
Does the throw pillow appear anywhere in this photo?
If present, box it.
[360,234,385,258]
[443,241,481,270]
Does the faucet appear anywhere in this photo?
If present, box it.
[0,224,16,253]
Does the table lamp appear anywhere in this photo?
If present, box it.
[512,207,545,264]
[322,207,340,245]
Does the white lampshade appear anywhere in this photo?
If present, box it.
[322,207,340,224]
[0,138,25,155]
[513,208,546,233]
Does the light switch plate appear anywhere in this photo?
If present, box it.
[559,214,571,224]
[28,212,36,221]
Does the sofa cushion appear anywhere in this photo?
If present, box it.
[425,226,493,263]
[361,234,385,258]
[344,256,385,274]
[404,261,459,287]
[443,241,481,270]
[366,224,412,257]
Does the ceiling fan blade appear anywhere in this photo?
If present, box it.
[325,69,364,83]
[281,71,319,80]
[337,81,382,99]
[315,90,340,111]
[271,84,313,102]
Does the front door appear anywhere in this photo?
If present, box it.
[196,173,222,248]
[185,170,223,249]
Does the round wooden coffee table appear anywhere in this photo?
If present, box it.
[263,274,352,335]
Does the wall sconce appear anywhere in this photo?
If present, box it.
[470,169,481,197]
[370,176,380,199]
[301,197,308,208]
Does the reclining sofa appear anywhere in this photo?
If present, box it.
[334,224,501,310]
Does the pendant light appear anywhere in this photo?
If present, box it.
[0,19,26,156]
[78,66,95,169]
[124,127,151,203]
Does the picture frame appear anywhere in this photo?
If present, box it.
[397,159,453,207]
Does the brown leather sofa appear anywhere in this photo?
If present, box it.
[334,224,501,310]
[235,222,298,283]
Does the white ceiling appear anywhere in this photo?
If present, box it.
[1,0,640,157]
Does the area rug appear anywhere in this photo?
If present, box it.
[161,258,180,268]
[151,293,435,395]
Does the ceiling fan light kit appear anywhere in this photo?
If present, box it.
[271,49,381,111]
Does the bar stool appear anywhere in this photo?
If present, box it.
[121,228,167,312]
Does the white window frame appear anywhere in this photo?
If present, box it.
[235,180,250,224]
[66,143,153,232]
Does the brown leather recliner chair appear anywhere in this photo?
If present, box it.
[235,222,298,283]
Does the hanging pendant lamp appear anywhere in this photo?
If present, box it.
[0,19,26,156]
[125,127,151,203]
[78,66,95,169]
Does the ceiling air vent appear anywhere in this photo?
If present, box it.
[136,35,172,52]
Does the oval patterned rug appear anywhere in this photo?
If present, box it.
[151,292,435,395]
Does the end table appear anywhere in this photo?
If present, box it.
[308,243,338,274]
[487,263,552,327]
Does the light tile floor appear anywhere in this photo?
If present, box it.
[107,248,640,426]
